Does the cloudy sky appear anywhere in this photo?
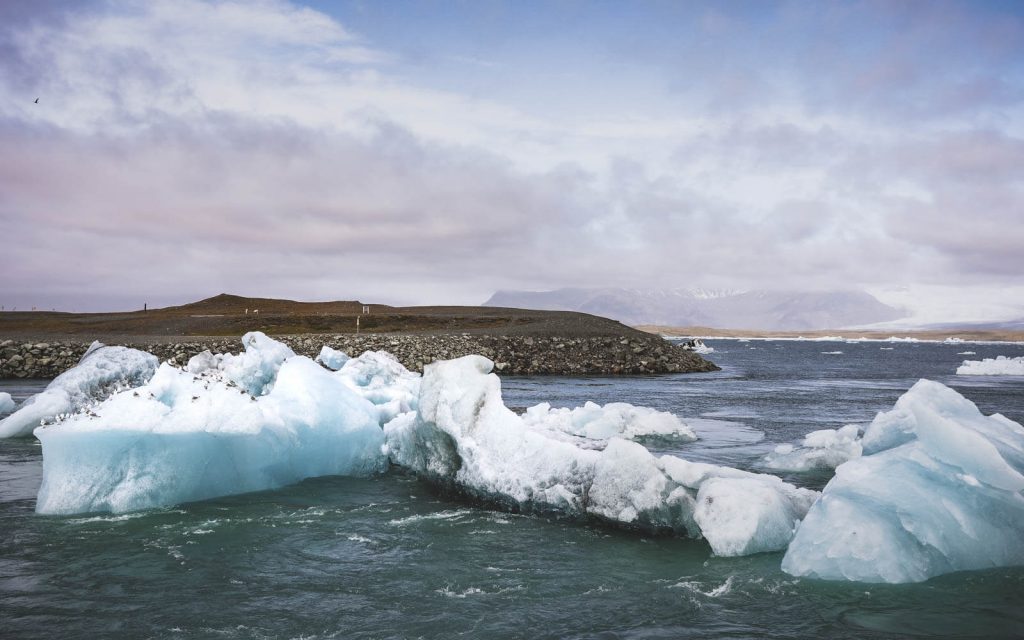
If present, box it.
[1,0,1022,321]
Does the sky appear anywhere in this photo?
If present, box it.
[0,0,1022,322]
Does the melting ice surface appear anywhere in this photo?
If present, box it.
[521,401,697,443]
[384,355,816,557]
[0,343,158,438]
[782,379,1024,584]
[957,355,1024,376]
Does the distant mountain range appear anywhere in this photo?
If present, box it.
[484,288,908,330]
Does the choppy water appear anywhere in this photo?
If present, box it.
[3,340,1024,639]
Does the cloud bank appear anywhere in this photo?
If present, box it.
[0,0,1021,321]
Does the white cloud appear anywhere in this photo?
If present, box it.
[0,0,1021,320]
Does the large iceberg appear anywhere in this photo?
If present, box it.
[385,355,817,556]
[35,337,386,515]
[0,343,159,438]
[522,401,696,443]
[0,392,14,415]
[956,355,1024,376]
[762,424,862,472]
[782,379,1024,583]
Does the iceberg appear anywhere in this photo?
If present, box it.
[35,352,387,515]
[316,345,350,371]
[762,424,862,472]
[522,401,696,443]
[385,355,816,556]
[782,379,1024,583]
[0,343,159,438]
[0,392,14,415]
[956,355,1024,376]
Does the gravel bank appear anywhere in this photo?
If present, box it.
[0,333,717,379]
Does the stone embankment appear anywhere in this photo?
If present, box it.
[0,334,718,379]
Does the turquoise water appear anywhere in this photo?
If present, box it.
[2,340,1024,638]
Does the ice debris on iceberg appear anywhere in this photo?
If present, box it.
[334,350,421,427]
[762,424,862,472]
[956,355,1024,376]
[384,355,817,556]
[522,401,696,443]
[0,343,158,439]
[0,392,14,415]
[35,336,386,515]
[782,379,1024,584]
[316,345,350,371]
[186,331,295,395]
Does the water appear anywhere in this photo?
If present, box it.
[2,340,1024,639]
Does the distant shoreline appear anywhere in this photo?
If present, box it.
[639,325,1024,343]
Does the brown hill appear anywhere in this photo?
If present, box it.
[0,293,653,340]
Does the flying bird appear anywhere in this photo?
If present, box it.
[34,98,39,104]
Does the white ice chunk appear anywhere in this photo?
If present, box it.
[316,345,350,371]
[782,379,1024,583]
[0,392,14,415]
[335,351,420,427]
[385,355,816,556]
[763,424,862,472]
[184,331,295,396]
[522,401,697,442]
[956,355,1024,376]
[0,344,158,438]
[34,356,386,515]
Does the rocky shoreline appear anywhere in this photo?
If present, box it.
[0,333,718,379]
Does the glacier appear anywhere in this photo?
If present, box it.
[521,401,697,443]
[782,379,1024,583]
[34,335,386,515]
[384,355,817,556]
[0,391,14,415]
[957,355,1024,376]
[0,343,159,439]
[762,424,862,472]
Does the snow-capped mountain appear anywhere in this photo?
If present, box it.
[483,288,907,330]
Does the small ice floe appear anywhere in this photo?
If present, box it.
[0,392,14,416]
[762,424,862,472]
[956,355,1024,376]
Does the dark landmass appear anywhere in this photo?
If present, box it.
[0,293,659,339]
[0,294,719,378]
